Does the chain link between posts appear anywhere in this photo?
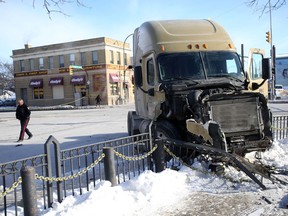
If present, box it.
[271,126,288,130]
[35,153,105,182]
[0,177,22,199]
[0,153,105,199]
[113,144,158,161]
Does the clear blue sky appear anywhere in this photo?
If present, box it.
[0,0,287,62]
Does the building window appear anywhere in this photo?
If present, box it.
[39,58,44,70]
[117,52,121,65]
[19,60,25,72]
[92,51,98,64]
[110,50,114,64]
[59,55,64,68]
[29,59,34,71]
[48,56,54,69]
[81,52,86,66]
[70,53,75,65]
[124,53,127,65]
[33,87,43,99]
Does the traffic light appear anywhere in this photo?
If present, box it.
[69,66,73,75]
[266,31,271,43]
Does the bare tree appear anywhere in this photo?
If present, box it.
[0,61,14,92]
[41,0,88,18]
[0,0,88,18]
[246,0,286,15]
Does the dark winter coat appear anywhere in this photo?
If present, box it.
[16,103,31,120]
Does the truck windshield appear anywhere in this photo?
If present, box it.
[157,51,244,82]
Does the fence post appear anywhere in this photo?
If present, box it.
[21,166,38,216]
[153,140,165,173]
[103,147,117,186]
[44,135,63,207]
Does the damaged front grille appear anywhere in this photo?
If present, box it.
[209,96,263,136]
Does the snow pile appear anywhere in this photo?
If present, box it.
[41,169,189,216]
[261,139,288,170]
[246,139,288,170]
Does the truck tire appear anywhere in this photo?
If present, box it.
[127,111,141,136]
[155,120,181,139]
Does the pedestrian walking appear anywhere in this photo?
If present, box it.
[15,99,33,145]
[95,95,101,107]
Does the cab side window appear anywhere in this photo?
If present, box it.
[147,58,155,85]
[251,53,263,79]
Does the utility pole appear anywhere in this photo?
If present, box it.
[268,0,275,100]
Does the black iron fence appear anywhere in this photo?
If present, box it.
[272,115,288,140]
[0,154,48,215]
[0,133,151,216]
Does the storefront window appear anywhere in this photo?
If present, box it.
[33,87,44,99]
[110,83,118,95]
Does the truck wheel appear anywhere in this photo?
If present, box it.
[127,111,140,136]
[155,121,181,139]
[155,121,181,161]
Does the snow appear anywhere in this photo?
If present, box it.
[0,104,288,215]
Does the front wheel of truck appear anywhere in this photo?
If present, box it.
[155,121,181,139]
[127,111,141,136]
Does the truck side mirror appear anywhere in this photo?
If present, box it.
[134,66,143,87]
[262,58,270,80]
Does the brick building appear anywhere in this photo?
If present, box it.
[12,37,133,106]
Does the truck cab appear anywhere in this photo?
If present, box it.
[128,19,271,155]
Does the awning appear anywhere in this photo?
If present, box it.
[49,77,63,86]
[29,79,43,88]
[71,75,86,85]
[110,73,120,83]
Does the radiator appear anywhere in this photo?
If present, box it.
[209,96,262,134]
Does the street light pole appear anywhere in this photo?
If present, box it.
[122,33,133,103]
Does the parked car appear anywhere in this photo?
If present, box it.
[275,84,284,99]
[0,98,16,106]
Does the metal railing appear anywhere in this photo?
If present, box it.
[0,133,151,215]
[57,133,151,203]
[272,115,288,140]
[0,154,48,215]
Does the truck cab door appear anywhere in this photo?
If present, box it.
[134,53,157,119]
[246,48,269,97]
[143,53,165,120]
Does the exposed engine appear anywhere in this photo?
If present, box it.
[160,85,272,156]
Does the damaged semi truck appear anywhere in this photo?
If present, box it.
[127,19,272,157]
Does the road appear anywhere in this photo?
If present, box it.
[0,104,134,163]
[269,101,288,115]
